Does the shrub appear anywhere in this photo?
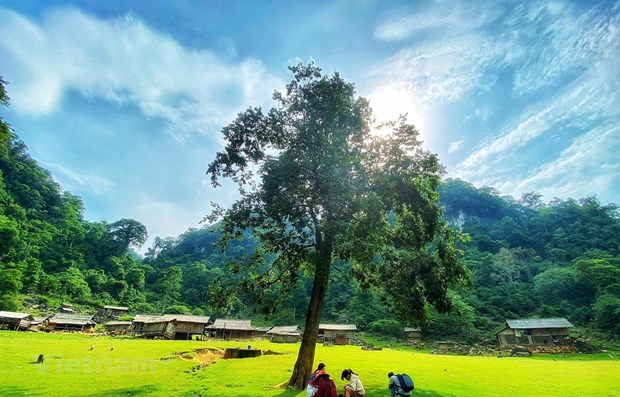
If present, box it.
[368,319,404,338]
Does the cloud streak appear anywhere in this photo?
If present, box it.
[43,162,116,195]
[369,1,619,201]
[0,7,283,141]
[499,123,620,201]
[453,2,620,199]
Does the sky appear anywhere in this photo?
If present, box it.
[0,0,618,252]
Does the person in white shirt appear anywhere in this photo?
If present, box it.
[341,368,365,397]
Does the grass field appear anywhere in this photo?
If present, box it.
[1,331,618,396]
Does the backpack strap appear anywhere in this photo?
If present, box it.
[396,374,405,388]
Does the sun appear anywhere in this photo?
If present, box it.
[367,83,425,137]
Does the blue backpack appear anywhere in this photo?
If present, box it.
[397,373,415,392]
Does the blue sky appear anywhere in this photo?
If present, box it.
[0,0,618,251]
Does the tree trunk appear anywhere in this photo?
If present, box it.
[287,240,332,389]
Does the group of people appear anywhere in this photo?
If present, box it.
[306,363,413,397]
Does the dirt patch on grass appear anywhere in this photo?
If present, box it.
[160,348,225,367]
[171,348,226,373]
[189,348,225,365]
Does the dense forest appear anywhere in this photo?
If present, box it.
[1,79,619,342]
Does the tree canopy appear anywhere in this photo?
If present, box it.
[207,63,469,389]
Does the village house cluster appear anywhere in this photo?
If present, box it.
[0,305,574,347]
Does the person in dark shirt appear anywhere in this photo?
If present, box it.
[314,372,337,397]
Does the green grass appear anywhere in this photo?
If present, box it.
[0,331,618,396]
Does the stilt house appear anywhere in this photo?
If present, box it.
[46,313,96,332]
[131,314,212,339]
[206,319,256,339]
[0,311,35,331]
[97,305,129,320]
[131,315,173,338]
[163,314,211,340]
[404,327,422,343]
[496,318,574,346]
[105,320,133,335]
[267,325,303,343]
[318,323,357,345]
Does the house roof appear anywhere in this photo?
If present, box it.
[132,315,169,324]
[162,314,211,324]
[255,326,273,332]
[506,318,574,329]
[267,325,303,335]
[206,319,255,331]
[404,327,421,332]
[102,305,129,311]
[0,311,33,320]
[48,313,96,326]
[318,323,357,331]
[105,321,133,326]
[132,314,212,324]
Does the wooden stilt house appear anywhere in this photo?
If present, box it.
[404,327,422,343]
[267,325,303,343]
[96,305,129,321]
[131,314,212,339]
[162,314,211,340]
[496,318,574,346]
[105,321,133,335]
[318,324,357,345]
[131,315,174,339]
[0,311,35,331]
[46,313,96,332]
[206,319,256,339]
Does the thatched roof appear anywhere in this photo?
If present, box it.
[132,315,169,324]
[48,313,95,326]
[162,314,211,324]
[267,325,303,335]
[132,314,211,324]
[506,318,574,329]
[0,311,34,320]
[206,319,255,331]
[256,326,273,333]
[105,321,132,327]
[318,323,357,331]
[102,305,129,311]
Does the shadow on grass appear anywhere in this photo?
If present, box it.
[363,387,456,397]
[271,386,455,397]
[0,386,34,397]
[85,384,159,396]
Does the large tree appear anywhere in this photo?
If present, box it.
[207,63,469,389]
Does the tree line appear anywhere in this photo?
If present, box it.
[1,75,618,343]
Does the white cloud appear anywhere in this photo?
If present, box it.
[448,140,464,154]
[369,1,619,201]
[43,162,115,194]
[511,1,620,95]
[369,33,510,113]
[369,1,619,122]
[0,7,284,141]
[374,2,501,41]
[454,20,620,184]
[498,123,620,201]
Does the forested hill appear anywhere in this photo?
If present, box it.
[1,95,619,338]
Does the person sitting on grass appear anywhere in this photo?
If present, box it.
[307,363,327,397]
[388,372,412,397]
[341,369,365,397]
[314,370,337,397]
